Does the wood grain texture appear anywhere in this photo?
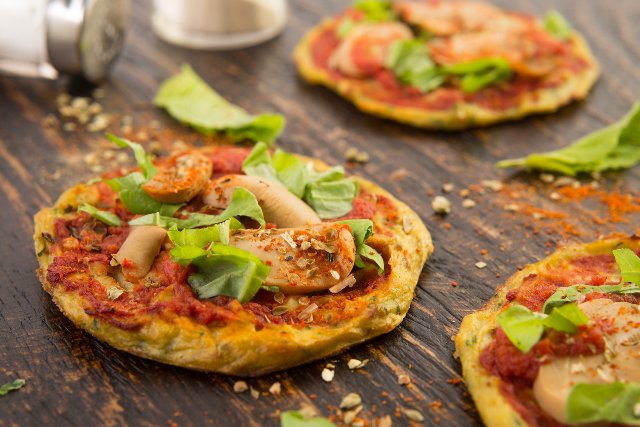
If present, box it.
[1,0,639,426]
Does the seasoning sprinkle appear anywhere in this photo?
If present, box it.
[475,262,487,269]
[432,196,451,215]
[321,368,334,383]
[269,382,281,396]
[403,409,424,422]
[340,393,362,409]
[233,381,248,393]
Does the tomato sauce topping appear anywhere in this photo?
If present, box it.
[308,9,590,112]
[479,252,639,426]
[45,147,396,331]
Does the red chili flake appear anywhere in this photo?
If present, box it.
[450,281,458,287]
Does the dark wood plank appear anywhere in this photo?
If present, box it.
[1,0,639,426]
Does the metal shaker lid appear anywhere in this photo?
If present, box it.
[46,0,129,83]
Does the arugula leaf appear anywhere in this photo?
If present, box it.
[443,58,512,94]
[106,134,157,179]
[543,10,573,41]
[167,220,241,250]
[542,283,640,314]
[188,244,270,302]
[337,219,384,272]
[497,103,640,175]
[106,172,183,216]
[386,40,444,93]
[498,303,587,352]
[566,382,640,425]
[281,411,337,427]
[497,304,546,353]
[155,65,285,144]
[0,379,25,396]
[130,188,263,229]
[242,142,358,218]
[613,248,640,284]
[78,203,122,226]
[354,0,395,22]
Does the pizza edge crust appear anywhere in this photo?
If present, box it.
[453,237,640,427]
[293,17,600,130]
[33,155,433,376]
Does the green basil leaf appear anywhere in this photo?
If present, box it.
[167,220,240,247]
[242,143,358,218]
[497,103,640,175]
[543,283,640,314]
[106,134,157,180]
[566,382,640,425]
[130,188,263,229]
[386,40,445,93]
[543,10,573,41]
[78,203,122,226]
[443,58,512,94]
[354,0,395,22]
[272,149,308,198]
[304,179,358,219]
[107,172,183,216]
[170,246,208,265]
[0,379,25,396]
[542,303,589,333]
[188,244,270,302]
[281,411,337,427]
[241,141,278,182]
[497,304,545,353]
[154,65,285,144]
[337,219,384,272]
[613,248,640,284]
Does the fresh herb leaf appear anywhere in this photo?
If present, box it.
[242,142,358,218]
[106,172,183,216]
[304,179,358,219]
[542,302,589,333]
[542,283,640,314]
[386,40,444,93]
[337,219,384,272]
[497,304,545,353]
[281,411,337,427]
[543,10,573,41]
[497,103,640,175]
[443,58,512,94]
[78,203,123,226]
[354,0,395,22]
[613,248,640,284]
[337,18,356,38]
[130,188,264,229]
[566,382,640,425]
[107,134,157,179]
[167,220,241,250]
[155,65,285,144]
[0,379,25,396]
[188,244,270,302]
[498,303,587,352]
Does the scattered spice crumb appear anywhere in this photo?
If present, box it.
[269,382,281,396]
[340,393,362,409]
[321,368,334,383]
[475,262,487,269]
[403,408,424,422]
[432,196,451,215]
[233,381,248,393]
[397,374,411,385]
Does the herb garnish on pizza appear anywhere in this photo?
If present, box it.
[294,0,599,129]
[34,138,432,375]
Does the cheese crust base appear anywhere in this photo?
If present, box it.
[294,17,600,130]
[34,153,433,376]
[454,237,640,427]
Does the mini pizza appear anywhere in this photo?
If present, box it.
[294,0,599,129]
[33,137,432,376]
[455,238,640,426]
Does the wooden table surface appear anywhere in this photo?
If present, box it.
[1,1,639,426]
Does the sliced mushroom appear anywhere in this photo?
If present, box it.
[533,299,640,423]
[143,151,213,203]
[113,225,167,281]
[229,223,356,294]
[203,175,321,228]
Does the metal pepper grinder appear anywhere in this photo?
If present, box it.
[0,0,129,83]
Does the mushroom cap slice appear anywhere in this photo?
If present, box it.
[203,175,321,228]
[143,151,213,204]
[113,225,167,281]
[533,299,640,423]
[229,223,356,294]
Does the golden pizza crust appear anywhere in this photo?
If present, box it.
[454,237,640,427]
[33,149,433,376]
[294,17,600,130]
